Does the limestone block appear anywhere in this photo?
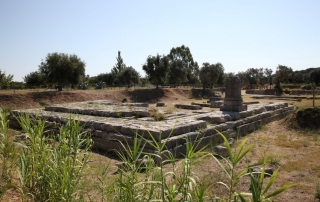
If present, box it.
[175,104,202,110]
[213,123,229,133]
[214,145,229,158]
[133,110,150,117]
[211,101,223,108]
[91,121,105,130]
[156,102,165,107]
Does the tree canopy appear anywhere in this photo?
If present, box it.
[274,65,293,91]
[38,53,86,89]
[111,51,126,85]
[121,66,140,88]
[24,71,45,88]
[0,70,13,89]
[199,62,224,90]
[310,69,320,86]
[167,45,199,85]
[142,54,170,88]
[237,67,273,87]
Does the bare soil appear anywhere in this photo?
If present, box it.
[0,88,216,110]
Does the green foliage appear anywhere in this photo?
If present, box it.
[17,114,92,201]
[213,131,256,201]
[239,164,296,202]
[121,66,140,88]
[274,65,293,92]
[213,131,295,201]
[122,97,128,103]
[315,181,320,200]
[38,52,86,87]
[236,68,273,87]
[0,70,14,90]
[0,108,19,199]
[97,72,115,86]
[10,81,25,90]
[296,108,320,129]
[199,62,224,90]
[167,45,199,85]
[111,132,212,202]
[38,100,49,106]
[149,110,166,121]
[310,69,320,86]
[23,71,46,88]
[112,51,126,76]
[116,112,123,118]
[142,54,170,88]
[111,51,127,85]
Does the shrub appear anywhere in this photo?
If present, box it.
[315,181,320,200]
[296,108,320,129]
[150,110,166,121]
[39,100,49,106]
[122,98,128,103]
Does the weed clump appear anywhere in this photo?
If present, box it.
[122,98,128,103]
[39,100,49,106]
[150,110,166,121]
[296,108,320,129]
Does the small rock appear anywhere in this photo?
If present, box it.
[156,102,165,107]
[228,138,235,146]
[251,167,274,177]
[214,145,229,158]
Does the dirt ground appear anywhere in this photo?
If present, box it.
[1,88,320,201]
[0,88,216,110]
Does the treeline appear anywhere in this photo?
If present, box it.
[0,44,320,90]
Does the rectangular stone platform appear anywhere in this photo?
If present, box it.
[7,101,294,160]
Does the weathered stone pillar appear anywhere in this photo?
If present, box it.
[220,76,247,112]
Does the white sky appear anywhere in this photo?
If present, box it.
[1,1,319,81]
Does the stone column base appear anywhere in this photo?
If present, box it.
[220,105,248,112]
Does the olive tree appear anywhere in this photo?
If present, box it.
[199,63,223,90]
[38,53,86,90]
[274,65,293,91]
[121,66,140,88]
[0,70,13,89]
[142,54,170,88]
[167,45,199,86]
[23,71,45,88]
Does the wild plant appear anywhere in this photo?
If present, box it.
[113,133,148,201]
[314,181,320,200]
[0,108,19,199]
[111,130,212,202]
[213,131,295,201]
[96,163,113,202]
[150,110,167,121]
[39,100,49,106]
[238,160,296,202]
[212,130,256,201]
[17,113,92,201]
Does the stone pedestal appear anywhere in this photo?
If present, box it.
[220,76,247,112]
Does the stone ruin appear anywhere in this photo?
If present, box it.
[6,77,295,160]
[220,76,247,112]
[8,102,294,161]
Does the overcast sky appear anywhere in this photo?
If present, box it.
[1,1,319,82]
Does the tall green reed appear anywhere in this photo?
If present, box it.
[17,113,92,201]
[212,131,295,201]
[110,131,212,202]
[0,108,19,199]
